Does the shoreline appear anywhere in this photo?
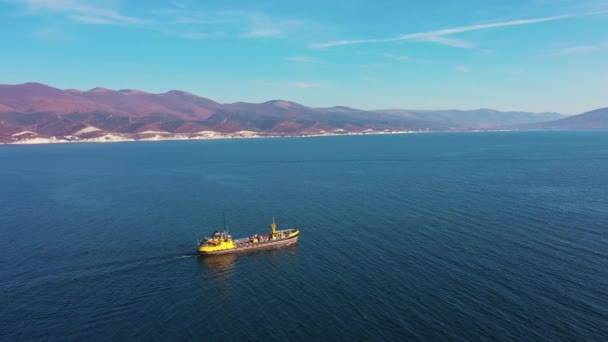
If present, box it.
[0,130,434,145]
[0,128,551,146]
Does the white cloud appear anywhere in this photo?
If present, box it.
[454,65,471,73]
[312,15,573,49]
[161,10,305,39]
[69,15,115,25]
[21,0,146,25]
[286,56,317,63]
[15,2,304,40]
[241,28,282,38]
[32,26,70,40]
[383,53,409,61]
[157,29,226,40]
[238,13,304,38]
[572,0,608,16]
[417,35,476,48]
[554,41,608,55]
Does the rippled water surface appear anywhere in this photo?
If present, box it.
[1,131,608,340]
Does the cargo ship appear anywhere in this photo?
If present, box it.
[197,217,299,255]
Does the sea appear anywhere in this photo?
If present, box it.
[1,131,607,341]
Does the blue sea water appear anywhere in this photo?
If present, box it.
[1,131,608,341]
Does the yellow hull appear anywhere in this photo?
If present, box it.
[198,229,299,255]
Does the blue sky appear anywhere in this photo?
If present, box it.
[1,0,607,114]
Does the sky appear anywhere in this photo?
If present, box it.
[0,0,607,114]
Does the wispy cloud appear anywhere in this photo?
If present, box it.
[383,53,409,61]
[571,0,608,16]
[14,2,305,40]
[156,8,237,26]
[228,12,304,38]
[21,0,146,25]
[32,26,70,41]
[159,9,305,39]
[157,29,226,40]
[241,29,280,38]
[418,35,476,48]
[553,41,608,55]
[286,56,317,63]
[151,9,302,40]
[312,15,573,49]
[454,65,471,73]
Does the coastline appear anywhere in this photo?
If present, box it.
[0,129,431,145]
[0,128,537,146]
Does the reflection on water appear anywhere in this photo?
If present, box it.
[198,244,300,281]
[198,253,237,280]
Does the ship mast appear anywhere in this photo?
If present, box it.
[223,212,229,235]
[270,216,277,238]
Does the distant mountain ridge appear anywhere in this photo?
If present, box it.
[375,109,565,128]
[525,107,608,130]
[0,82,602,143]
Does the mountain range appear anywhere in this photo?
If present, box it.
[525,107,608,130]
[0,82,605,143]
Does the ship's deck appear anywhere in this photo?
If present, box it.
[234,228,298,248]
